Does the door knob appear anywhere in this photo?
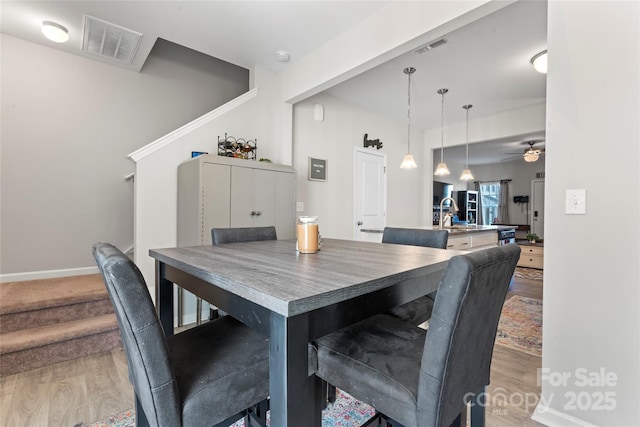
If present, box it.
[357,221,363,226]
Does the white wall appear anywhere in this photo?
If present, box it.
[133,68,285,293]
[0,34,248,279]
[293,92,426,239]
[533,2,640,426]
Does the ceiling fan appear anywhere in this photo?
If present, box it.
[501,141,546,163]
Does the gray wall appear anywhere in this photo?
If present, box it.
[0,35,248,276]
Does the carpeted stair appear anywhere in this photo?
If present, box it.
[0,274,122,376]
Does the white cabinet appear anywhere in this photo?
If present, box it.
[446,230,498,251]
[177,155,296,325]
[178,155,296,247]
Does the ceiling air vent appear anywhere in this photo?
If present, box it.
[82,15,142,64]
[414,38,448,54]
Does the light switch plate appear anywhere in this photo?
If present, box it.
[296,202,304,212]
[565,189,586,214]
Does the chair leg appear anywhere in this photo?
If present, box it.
[327,383,337,403]
[361,412,383,426]
[378,413,406,427]
[469,386,486,427]
[248,399,269,427]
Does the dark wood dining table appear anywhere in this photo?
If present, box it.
[150,238,459,427]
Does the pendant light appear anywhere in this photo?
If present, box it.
[460,104,474,181]
[434,88,450,176]
[400,67,418,169]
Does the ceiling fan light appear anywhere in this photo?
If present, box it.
[460,168,474,181]
[42,21,69,43]
[524,151,539,162]
[400,154,417,169]
[435,162,450,176]
[531,50,547,74]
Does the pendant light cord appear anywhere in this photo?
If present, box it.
[407,70,412,153]
[440,90,446,162]
[465,106,469,168]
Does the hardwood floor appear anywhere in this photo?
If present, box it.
[0,274,544,427]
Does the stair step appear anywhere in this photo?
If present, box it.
[0,274,108,314]
[0,313,119,354]
[0,314,122,376]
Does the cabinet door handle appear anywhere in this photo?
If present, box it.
[255,211,262,216]
[250,211,256,216]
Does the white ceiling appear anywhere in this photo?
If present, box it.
[0,0,548,165]
[0,1,390,72]
[325,0,548,165]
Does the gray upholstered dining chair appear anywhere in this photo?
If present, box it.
[382,227,449,326]
[211,225,277,245]
[311,244,520,427]
[209,226,278,321]
[325,227,449,406]
[92,242,270,427]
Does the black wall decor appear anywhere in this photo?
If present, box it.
[363,133,383,150]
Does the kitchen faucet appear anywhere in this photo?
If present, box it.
[439,197,460,228]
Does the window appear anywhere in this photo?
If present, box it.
[479,182,500,224]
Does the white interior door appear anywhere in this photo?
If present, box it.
[531,179,545,238]
[354,148,387,242]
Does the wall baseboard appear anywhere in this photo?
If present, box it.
[0,266,100,283]
[532,402,598,427]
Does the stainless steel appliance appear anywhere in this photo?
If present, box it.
[498,229,516,246]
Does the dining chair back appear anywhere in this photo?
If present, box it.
[93,243,270,427]
[211,226,277,245]
[382,227,448,249]
[312,244,520,427]
[417,244,519,426]
[382,227,448,326]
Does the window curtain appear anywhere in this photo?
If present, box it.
[474,181,484,225]
[498,179,511,224]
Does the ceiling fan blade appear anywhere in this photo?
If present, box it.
[500,155,522,162]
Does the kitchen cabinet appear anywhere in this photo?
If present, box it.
[446,230,497,251]
[178,155,296,247]
[517,243,544,269]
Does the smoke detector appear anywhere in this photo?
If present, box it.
[82,15,142,64]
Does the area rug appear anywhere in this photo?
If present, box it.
[496,295,542,357]
[87,389,374,427]
[514,266,543,280]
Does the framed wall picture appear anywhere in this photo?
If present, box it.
[308,157,327,181]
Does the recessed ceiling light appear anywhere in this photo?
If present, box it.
[42,21,69,43]
[275,50,290,62]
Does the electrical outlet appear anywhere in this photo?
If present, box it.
[296,202,304,212]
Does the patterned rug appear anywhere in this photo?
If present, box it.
[88,389,374,427]
[496,295,542,357]
[514,266,543,280]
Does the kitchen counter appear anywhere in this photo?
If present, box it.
[434,224,515,236]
